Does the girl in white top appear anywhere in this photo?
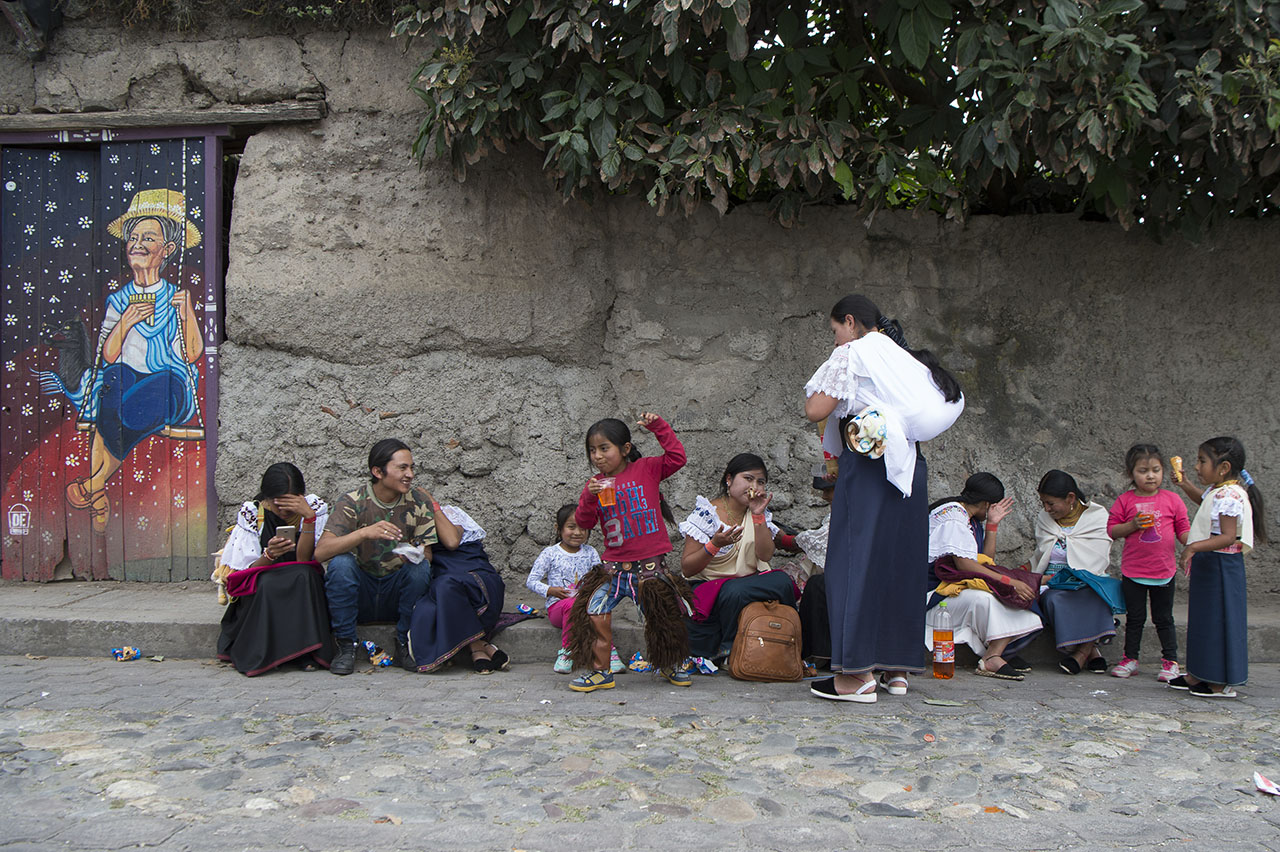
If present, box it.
[1170,437,1267,697]
[525,505,617,674]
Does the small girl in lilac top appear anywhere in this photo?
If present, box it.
[525,505,622,674]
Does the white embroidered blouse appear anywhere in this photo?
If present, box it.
[804,332,964,496]
[218,494,329,574]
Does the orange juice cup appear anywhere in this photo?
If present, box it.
[597,477,617,507]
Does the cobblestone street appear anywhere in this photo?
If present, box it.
[1,656,1278,851]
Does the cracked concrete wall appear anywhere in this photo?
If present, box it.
[5,14,1278,596]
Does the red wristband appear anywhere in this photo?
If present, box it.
[704,541,717,556]
[752,513,766,525]
[985,523,999,532]
[432,502,441,512]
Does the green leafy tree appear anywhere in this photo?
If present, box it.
[396,0,1280,233]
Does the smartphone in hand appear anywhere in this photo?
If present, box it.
[275,525,297,543]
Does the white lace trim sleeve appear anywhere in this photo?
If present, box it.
[805,343,857,401]
[442,505,486,543]
[927,503,979,562]
[678,495,719,545]
[218,501,262,574]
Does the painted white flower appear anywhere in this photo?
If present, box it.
[65,454,80,466]
[23,224,34,235]
[123,181,134,192]
[42,530,53,544]
[150,144,161,155]
[21,404,33,416]
[48,398,60,410]
[173,445,184,459]
[173,494,185,508]
[137,516,149,530]
[78,216,92,229]
[48,152,60,163]
[190,207,201,219]
[50,236,64,248]
[22,490,33,501]
[76,171,89,183]
[44,201,57,212]
[133,469,146,482]
[191,153,202,165]
[48,295,60,304]
[58,270,72,283]
[4,360,16,371]
[22,282,34,294]
[191,274,201,286]
[3,315,15,326]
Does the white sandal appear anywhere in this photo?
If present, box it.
[877,673,909,695]
[811,676,877,703]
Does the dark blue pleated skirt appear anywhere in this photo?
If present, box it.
[1186,550,1248,685]
[408,541,505,672]
[824,448,928,675]
[1039,587,1116,650]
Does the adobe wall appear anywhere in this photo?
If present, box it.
[4,12,1276,593]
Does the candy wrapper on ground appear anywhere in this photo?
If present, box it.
[111,646,141,661]
[628,652,654,673]
[517,604,538,615]
[1256,772,1280,796]
[686,656,718,675]
[363,640,393,667]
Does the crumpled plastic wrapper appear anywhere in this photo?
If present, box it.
[363,640,394,667]
[111,646,141,661]
[627,652,654,673]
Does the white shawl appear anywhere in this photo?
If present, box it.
[1033,503,1112,576]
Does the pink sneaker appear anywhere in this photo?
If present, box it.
[1108,656,1139,678]
[1157,659,1180,683]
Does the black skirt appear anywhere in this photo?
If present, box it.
[216,562,334,676]
[686,571,797,659]
[408,541,506,672]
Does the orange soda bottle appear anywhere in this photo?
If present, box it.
[932,600,955,679]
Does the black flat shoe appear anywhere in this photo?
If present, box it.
[1058,656,1081,675]
[472,655,495,674]
[1166,675,1191,690]
[1086,656,1108,673]
[396,640,417,672]
[488,647,510,671]
[1006,655,1032,672]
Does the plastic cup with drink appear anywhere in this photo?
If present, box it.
[596,476,617,508]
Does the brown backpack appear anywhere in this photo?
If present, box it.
[727,600,803,682]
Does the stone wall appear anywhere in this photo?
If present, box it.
[4,12,1278,595]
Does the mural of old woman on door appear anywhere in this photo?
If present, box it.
[1,135,221,581]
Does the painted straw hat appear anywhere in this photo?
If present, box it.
[107,188,201,249]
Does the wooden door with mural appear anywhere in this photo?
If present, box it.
[1,131,223,581]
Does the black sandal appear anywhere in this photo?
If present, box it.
[488,647,510,671]
[471,654,495,674]
[1058,656,1082,675]
[1006,655,1032,672]
[1086,655,1108,673]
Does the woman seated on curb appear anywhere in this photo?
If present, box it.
[407,504,509,674]
[214,462,334,676]
[1034,470,1121,675]
[924,473,1043,681]
[678,453,798,662]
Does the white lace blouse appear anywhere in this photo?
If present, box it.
[218,495,329,574]
[805,332,964,496]
[928,502,978,562]
[678,495,780,556]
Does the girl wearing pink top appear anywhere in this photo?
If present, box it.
[1106,444,1190,682]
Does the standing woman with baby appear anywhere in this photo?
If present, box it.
[803,295,965,702]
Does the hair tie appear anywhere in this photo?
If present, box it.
[1241,469,1255,488]
[876,315,910,350]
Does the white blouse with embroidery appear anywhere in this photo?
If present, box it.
[218,494,329,574]
[441,505,486,544]
[928,502,978,562]
[804,332,964,497]
[678,495,780,556]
